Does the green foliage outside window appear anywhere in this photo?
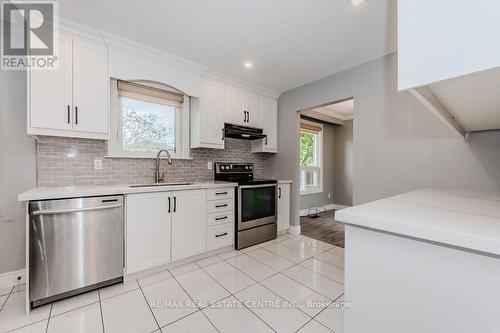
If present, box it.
[300,132,315,166]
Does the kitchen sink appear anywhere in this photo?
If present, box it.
[129,182,195,188]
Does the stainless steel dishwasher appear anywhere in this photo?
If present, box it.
[29,195,124,308]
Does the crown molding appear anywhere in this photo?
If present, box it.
[203,71,280,99]
[58,18,279,99]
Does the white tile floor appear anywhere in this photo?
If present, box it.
[0,234,346,333]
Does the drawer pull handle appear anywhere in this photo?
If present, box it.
[215,216,228,221]
[215,204,228,208]
[215,192,228,195]
[215,232,228,238]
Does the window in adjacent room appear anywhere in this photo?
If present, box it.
[300,120,323,194]
[108,80,190,159]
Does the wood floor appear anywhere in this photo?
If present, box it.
[300,210,345,248]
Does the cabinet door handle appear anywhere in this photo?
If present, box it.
[215,191,228,196]
[265,136,268,145]
[75,106,78,125]
[222,128,225,141]
[215,204,228,208]
[215,232,228,238]
[215,216,228,221]
[279,187,282,199]
[67,105,71,123]
[247,111,250,123]
[243,111,247,122]
[168,197,171,213]
[173,196,177,212]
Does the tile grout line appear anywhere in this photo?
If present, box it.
[193,262,277,333]
[213,247,323,320]
[259,243,346,287]
[137,279,162,332]
[97,289,106,333]
[44,303,53,333]
[220,239,343,315]
[169,272,221,333]
[0,286,14,312]
[248,247,344,304]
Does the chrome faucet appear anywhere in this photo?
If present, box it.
[155,149,173,183]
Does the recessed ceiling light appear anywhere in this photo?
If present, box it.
[243,62,253,69]
[351,0,365,6]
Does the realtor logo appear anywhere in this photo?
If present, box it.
[1,1,58,70]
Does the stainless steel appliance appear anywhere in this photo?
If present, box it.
[29,195,124,308]
[214,163,277,249]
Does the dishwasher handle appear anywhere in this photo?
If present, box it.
[31,203,122,216]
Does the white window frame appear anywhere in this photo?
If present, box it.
[107,79,191,159]
[299,119,323,195]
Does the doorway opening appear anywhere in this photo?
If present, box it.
[298,98,354,247]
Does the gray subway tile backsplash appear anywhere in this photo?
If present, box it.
[36,137,273,186]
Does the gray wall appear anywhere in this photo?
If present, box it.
[333,120,353,206]
[0,69,37,274]
[271,53,500,227]
[299,118,335,210]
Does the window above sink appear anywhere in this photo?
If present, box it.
[107,80,191,159]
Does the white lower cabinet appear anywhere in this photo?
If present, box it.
[126,192,171,274]
[126,189,206,274]
[277,183,291,232]
[171,189,207,261]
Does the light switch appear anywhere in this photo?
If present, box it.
[207,161,213,170]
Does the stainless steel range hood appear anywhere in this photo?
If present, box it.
[224,124,267,140]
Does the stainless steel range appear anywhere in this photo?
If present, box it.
[214,163,277,249]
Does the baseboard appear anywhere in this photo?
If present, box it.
[300,203,351,217]
[0,269,25,289]
[288,224,301,235]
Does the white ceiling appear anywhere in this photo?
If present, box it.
[321,99,354,119]
[58,0,396,93]
[302,98,353,124]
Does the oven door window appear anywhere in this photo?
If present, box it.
[240,186,276,222]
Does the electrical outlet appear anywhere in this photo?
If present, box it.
[94,159,103,170]
[328,193,331,198]
[207,161,213,170]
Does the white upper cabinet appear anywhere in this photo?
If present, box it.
[72,38,109,135]
[28,32,109,139]
[29,34,73,132]
[241,90,263,128]
[252,96,278,153]
[224,85,263,128]
[190,79,225,149]
[193,77,278,151]
[398,0,500,135]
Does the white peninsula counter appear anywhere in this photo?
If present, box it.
[335,189,500,333]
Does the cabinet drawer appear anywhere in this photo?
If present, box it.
[207,199,234,213]
[207,187,234,201]
[207,223,234,251]
[207,211,234,227]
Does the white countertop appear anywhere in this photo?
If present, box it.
[335,188,500,256]
[18,182,238,201]
[278,180,293,184]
